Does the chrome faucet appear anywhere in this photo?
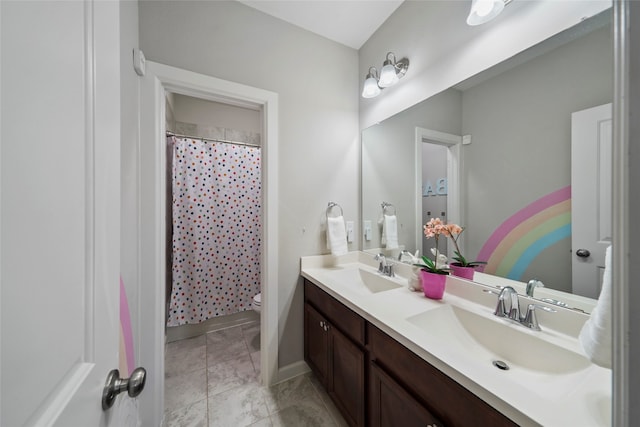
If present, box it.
[494,286,520,321]
[374,253,395,277]
[526,279,544,297]
[397,250,413,263]
[493,286,553,331]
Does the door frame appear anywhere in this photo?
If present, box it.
[415,127,463,258]
[139,61,279,426]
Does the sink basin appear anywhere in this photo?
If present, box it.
[407,305,590,374]
[328,267,403,295]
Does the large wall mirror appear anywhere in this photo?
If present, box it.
[361,9,612,313]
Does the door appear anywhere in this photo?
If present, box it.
[571,103,612,298]
[328,326,365,427]
[369,362,441,427]
[1,1,122,425]
[304,304,329,385]
[422,141,449,258]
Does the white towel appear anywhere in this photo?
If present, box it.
[382,215,399,249]
[579,245,612,369]
[326,216,348,256]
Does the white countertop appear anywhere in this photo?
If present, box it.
[300,251,611,427]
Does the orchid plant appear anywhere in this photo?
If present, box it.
[415,218,450,275]
[443,223,487,268]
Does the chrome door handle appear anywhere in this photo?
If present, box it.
[576,248,591,258]
[102,367,146,410]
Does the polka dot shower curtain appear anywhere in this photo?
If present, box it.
[167,136,262,326]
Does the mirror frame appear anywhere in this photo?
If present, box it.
[612,1,629,424]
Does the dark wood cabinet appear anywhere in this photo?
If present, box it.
[304,281,365,427]
[327,321,366,426]
[304,303,329,385]
[370,361,442,427]
[303,278,518,427]
[368,323,518,427]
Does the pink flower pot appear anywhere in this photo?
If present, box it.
[450,263,475,280]
[420,270,447,300]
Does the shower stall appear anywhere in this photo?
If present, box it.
[165,94,262,329]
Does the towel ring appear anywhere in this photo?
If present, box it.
[381,202,396,216]
[326,202,344,219]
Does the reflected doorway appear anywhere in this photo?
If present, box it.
[414,127,462,260]
[422,142,449,258]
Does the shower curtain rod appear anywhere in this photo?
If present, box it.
[166,131,260,148]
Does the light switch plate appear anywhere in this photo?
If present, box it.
[364,220,372,241]
[346,221,354,243]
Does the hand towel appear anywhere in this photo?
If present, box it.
[326,216,348,256]
[579,245,612,369]
[382,214,399,249]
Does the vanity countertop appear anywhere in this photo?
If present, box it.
[300,251,611,427]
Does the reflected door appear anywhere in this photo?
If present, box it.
[571,103,612,298]
[422,142,448,258]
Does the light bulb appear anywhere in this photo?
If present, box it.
[467,0,504,26]
[475,0,493,16]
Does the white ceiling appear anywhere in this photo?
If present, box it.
[237,0,405,49]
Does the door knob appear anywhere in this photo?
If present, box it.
[102,367,146,410]
[576,249,591,258]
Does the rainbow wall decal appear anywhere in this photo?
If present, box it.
[477,186,571,281]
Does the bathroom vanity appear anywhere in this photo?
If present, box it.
[301,252,611,427]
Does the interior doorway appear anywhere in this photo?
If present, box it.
[414,127,463,260]
[422,142,449,258]
[139,61,279,426]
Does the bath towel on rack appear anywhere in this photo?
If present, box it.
[381,214,399,249]
[326,216,348,256]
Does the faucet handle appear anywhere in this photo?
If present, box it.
[386,263,395,277]
[522,304,542,331]
[494,298,508,317]
[522,304,557,331]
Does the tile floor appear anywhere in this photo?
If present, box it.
[164,321,349,427]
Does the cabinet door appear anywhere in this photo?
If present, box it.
[305,303,329,385]
[328,327,365,427]
[370,362,442,427]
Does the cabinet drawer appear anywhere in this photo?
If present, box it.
[304,280,365,346]
[368,324,518,427]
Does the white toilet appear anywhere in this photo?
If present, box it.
[252,293,262,313]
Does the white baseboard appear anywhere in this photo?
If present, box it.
[276,360,311,384]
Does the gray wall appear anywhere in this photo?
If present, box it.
[172,94,262,140]
[139,0,360,368]
[461,26,612,291]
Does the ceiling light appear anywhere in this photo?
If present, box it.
[361,52,409,98]
[466,0,507,26]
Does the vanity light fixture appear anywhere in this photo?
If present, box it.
[361,52,410,98]
[466,0,511,26]
[362,67,382,98]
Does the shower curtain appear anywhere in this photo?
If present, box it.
[167,136,262,326]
